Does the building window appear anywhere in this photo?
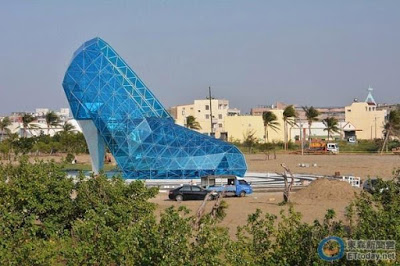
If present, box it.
[205,114,210,119]
[218,114,223,119]
[219,123,223,128]
[347,109,351,112]
[205,105,210,110]
[198,110,201,112]
[218,104,222,110]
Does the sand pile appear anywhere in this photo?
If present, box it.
[293,178,359,202]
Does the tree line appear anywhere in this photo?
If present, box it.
[258,106,400,153]
[238,105,341,153]
[0,112,88,160]
[263,105,341,147]
[0,131,88,161]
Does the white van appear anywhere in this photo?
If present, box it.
[326,143,339,154]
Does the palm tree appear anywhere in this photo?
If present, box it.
[323,117,340,141]
[21,114,35,137]
[283,105,297,150]
[381,109,400,154]
[302,106,320,145]
[186,115,202,130]
[262,111,279,143]
[62,122,75,133]
[243,129,257,153]
[45,111,61,134]
[0,117,11,141]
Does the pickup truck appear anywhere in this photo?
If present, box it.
[201,175,253,197]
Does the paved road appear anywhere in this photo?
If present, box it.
[136,172,322,191]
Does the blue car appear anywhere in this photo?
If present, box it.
[201,175,253,197]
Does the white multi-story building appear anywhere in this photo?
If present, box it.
[35,108,50,116]
[35,108,71,123]
[288,121,357,141]
[57,108,71,122]
[1,108,79,138]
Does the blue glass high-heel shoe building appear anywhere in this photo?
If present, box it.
[62,38,247,179]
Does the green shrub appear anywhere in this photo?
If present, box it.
[65,153,75,163]
[1,160,400,264]
[338,139,380,153]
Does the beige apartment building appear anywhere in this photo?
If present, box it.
[168,99,239,138]
[224,110,285,142]
[345,101,386,139]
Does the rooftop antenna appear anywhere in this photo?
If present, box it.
[365,85,376,105]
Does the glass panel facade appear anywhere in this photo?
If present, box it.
[62,37,247,179]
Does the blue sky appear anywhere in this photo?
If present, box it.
[0,1,399,115]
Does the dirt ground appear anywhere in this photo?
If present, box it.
[246,153,400,180]
[151,179,358,237]
[8,153,398,180]
[3,152,391,236]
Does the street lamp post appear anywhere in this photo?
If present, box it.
[300,120,304,156]
[208,86,214,136]
[297,118,304,156]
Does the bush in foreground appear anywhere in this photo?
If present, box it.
[0,160,399,265]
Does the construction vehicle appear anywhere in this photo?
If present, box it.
[307,140,339,154]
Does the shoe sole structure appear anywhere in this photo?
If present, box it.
[62,37,247,179]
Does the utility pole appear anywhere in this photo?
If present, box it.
[370,125,373,140]
[209,86,213,136]
[299,119,304,156]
